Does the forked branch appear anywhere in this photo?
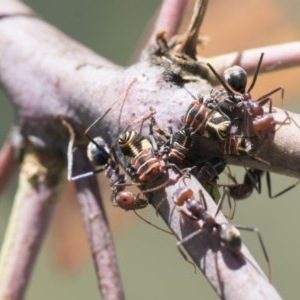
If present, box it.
[0,0,299,299]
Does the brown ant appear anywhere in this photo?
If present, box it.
[173,185,271,278]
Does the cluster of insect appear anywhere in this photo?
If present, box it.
[65,53,297,278]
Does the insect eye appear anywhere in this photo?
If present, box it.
[87,137,110,166]
[224,66,247,94]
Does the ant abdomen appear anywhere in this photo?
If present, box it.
[115,191,148,211]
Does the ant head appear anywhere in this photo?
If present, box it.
[116,191,148,210]
[208,53,264,98]
[224,66,247,94]
[87,136,111,167]
[218,223,241,252]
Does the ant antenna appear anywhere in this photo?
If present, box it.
[117,78,137,133]
[247,52,264,94]
[183,86,200,101]
[133,210,173,235]
[214,186,236,220]
[206,63,234,97]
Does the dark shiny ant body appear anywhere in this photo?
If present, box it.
[224,167,299,200]
[206,53,283,141]
[173,186,270,277]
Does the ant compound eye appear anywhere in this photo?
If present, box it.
[224,66,247,94]
[87,136,110,166]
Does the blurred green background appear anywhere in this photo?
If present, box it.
[0,0,300,299]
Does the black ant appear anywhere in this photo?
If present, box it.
[206,52,284,140]
[223,167,299,200]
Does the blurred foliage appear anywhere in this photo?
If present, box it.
[0,0,300,299]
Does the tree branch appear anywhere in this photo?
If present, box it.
[0,0,299,299]
[147,0,188,47]
[206,42,300,84]
[0,134,18,197]
[72,147,125,300]
[177,0,208,58]
[0,142,66,299]
[151,173,281,300]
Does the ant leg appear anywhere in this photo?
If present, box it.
[266,171,300,199]
[176,227,203,272]
[133,210,173,235]
[84,106,114,137]
[62,120,106,181]
[140,179,173,193]
[176,242,197,273]
[206,63,234,97]
[149,129,159,155]
[275,111,300,134]
[140,165,192,193]
[178,228,202,245]
[198,189,208,210]
[127,109,157,135]
[247,53,264,93]
[239,167,262,195]
[225,166,238,184]
[256,86,284,112]
[116,78,137,131]
[150,116,171,137]
[215,187,236,220]
[235,225,271,281]
[84,79,138,137]
[250,138,272,166]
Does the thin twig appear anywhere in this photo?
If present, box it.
[206,42,300,84]
[0,1,299,299]
[177,0,208,58]
[0,145,66,299]
[72,147,125,300]
[145,0,188,49]
[0,136,18,197]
